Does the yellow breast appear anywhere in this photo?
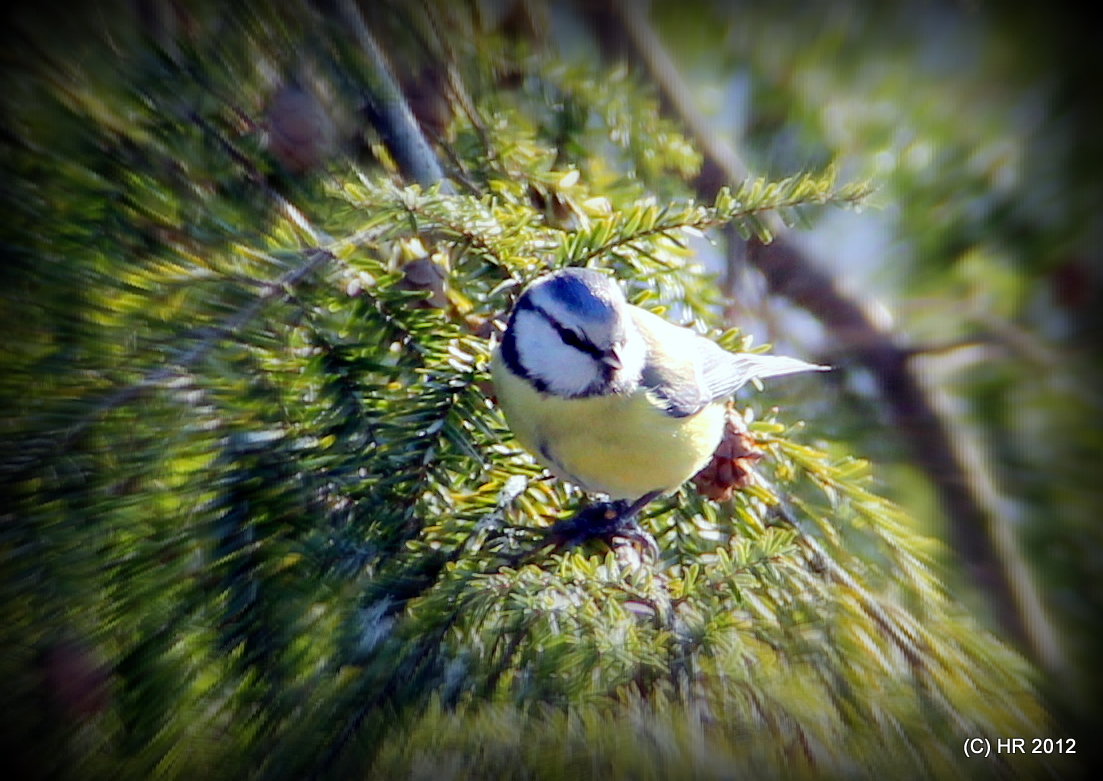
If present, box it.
[491,352,724,500]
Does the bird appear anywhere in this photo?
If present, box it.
[490,267,828,545]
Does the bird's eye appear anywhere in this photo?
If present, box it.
[560,329,587,350]
[558,328,604,361]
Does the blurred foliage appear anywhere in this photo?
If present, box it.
[1,0,1096,779]
[659,0,1103,724]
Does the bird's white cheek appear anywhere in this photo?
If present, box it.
[513,310,598,397]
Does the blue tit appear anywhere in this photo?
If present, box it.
[491,267,827,510]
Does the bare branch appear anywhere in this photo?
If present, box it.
[332,0,454,192]
[597,0,1061,670]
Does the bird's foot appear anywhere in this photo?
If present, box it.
[543,493,661,561]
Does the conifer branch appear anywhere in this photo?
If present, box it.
[596,0,1061,671]
[4,237,337,481]
[560,173,871,268]
[4,3,1060,776]
[753,470,928,673]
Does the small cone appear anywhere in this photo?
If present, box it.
[691,404,762,501]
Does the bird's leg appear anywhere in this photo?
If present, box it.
[544,490,662,559]
[621,490,662,520]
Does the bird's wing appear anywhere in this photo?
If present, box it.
[631,307,710,418]
[630,306,827,417]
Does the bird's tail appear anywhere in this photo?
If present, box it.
[735,353,831,382]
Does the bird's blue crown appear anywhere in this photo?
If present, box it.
[538,268,618,323]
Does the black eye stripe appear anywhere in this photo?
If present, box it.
[557,325,598,355]
[530,303,603,359]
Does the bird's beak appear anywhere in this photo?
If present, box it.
[601,346,623,370]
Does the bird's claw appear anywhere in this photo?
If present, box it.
[545,499,659,561]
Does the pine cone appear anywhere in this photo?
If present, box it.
[691,404,763,501]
